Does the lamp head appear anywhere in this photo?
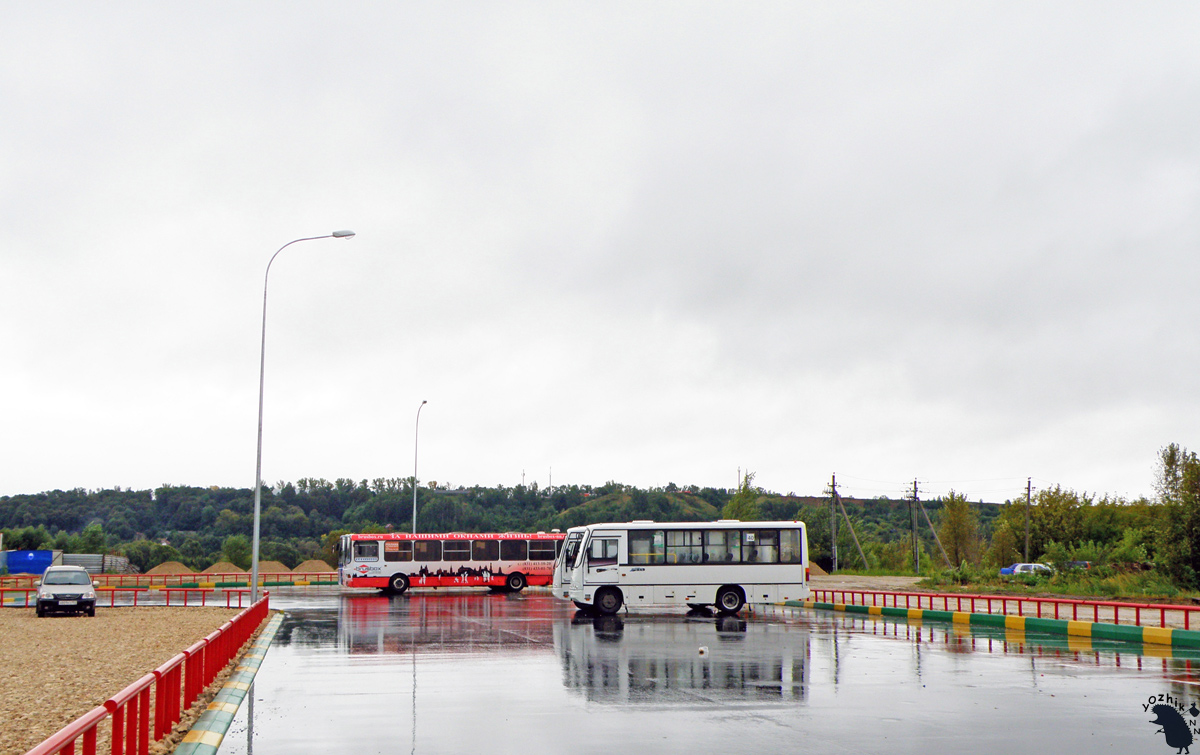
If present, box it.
[332,230,356,238]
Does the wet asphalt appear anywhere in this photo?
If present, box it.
[216,587,1200,754]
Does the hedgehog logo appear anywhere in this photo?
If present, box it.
[1150,704,1194,753]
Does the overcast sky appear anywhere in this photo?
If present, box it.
[2,3,1198,504]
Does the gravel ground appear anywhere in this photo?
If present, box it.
[810,574,926,591]
[0,606,247,755]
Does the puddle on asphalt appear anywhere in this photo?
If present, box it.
[217,589,1200,754]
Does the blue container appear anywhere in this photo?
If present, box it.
[6,550,54,575]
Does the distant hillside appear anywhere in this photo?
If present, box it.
[534,489,723,531]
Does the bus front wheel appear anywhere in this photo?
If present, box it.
[715,586,744,615]
[505,573,527,592]
[595,587,623,615]
[389,574,409,595]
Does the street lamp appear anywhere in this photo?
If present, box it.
[412,400,427,533]
[251,230,355,602]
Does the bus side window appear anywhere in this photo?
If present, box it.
[588,538,618,566]
[780,529,803,564]
[746,530,779,563]
[500,539,528,561]
[529,539,557,561]
[384,541,413,562]
[665,530,703,564]
[414,540,442,562]
[704,530,740,563]
[473,540,500,561]
[353,542,379,561]
[443,540,471,561]
[629,531,664,565]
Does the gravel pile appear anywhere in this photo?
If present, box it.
[0,606,245,755]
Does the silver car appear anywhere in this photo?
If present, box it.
[36,565,98,617]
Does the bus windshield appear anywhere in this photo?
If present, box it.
[562,532,584,569]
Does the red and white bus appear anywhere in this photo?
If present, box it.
[338,531,566,594]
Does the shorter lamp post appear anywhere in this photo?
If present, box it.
[412,400,427,533]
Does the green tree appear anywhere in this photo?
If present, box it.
[1154,443,1200,586]
[222,535,252,569]
[938,491,979,566]
[722,472,762,521]
[121,540,182,573]
[75,523,107,554]
[985,519,1021,567]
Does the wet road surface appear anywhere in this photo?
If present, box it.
[218,587,1200,754]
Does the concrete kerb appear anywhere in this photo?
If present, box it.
[174,612,285,755]
[782,599,1200,650]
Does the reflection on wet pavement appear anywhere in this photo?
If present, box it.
[217,588,1200,754]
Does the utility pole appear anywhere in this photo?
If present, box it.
[830,474,839,573]
[911,479,921,575]
[1024,478,1032,562]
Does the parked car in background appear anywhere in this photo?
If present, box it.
[1064,560,1093,571]
[35,565,98,617]
[999,562,1053,577]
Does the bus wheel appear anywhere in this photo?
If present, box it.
[389,574,409,595]
[715,586,744,615]
[505,573,527,592]
[595,587,623,615]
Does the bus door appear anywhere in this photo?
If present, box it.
[586,533,621,585]
[557,531,585,589]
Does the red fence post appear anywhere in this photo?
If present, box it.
[137,686,150,755]
[183,639,207,709]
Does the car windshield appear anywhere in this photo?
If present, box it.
[43,571,91,586]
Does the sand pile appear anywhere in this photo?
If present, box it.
[254,560,289,573]
[808,561,829,577]
[203,561,246,574]
[146,561,193,575]
[294,559,334,572]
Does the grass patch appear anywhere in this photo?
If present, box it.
[917,565,1193,603]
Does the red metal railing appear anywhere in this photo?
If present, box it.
[2,572,335,590]
[164,588,214,606]
[810,588,1200,629]
[23,595,271,755]
[24,706,108,755]
[153,653,185,741]
[0,587,38,607]
[106,674,153,755]
[98,587,147,607]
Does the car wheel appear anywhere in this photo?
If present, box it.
[35,605,45,618]
[87,607,95,617]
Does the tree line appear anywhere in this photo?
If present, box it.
[3,444,1199,586]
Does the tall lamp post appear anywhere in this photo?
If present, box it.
[251,230,355,602]
[412,400,427,533]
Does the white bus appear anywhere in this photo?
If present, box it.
[553,520,809,615]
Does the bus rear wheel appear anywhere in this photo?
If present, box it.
[505,573,527,592]
[595,587,623,615]
[715,586,744,615]
[389,574,409,595]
